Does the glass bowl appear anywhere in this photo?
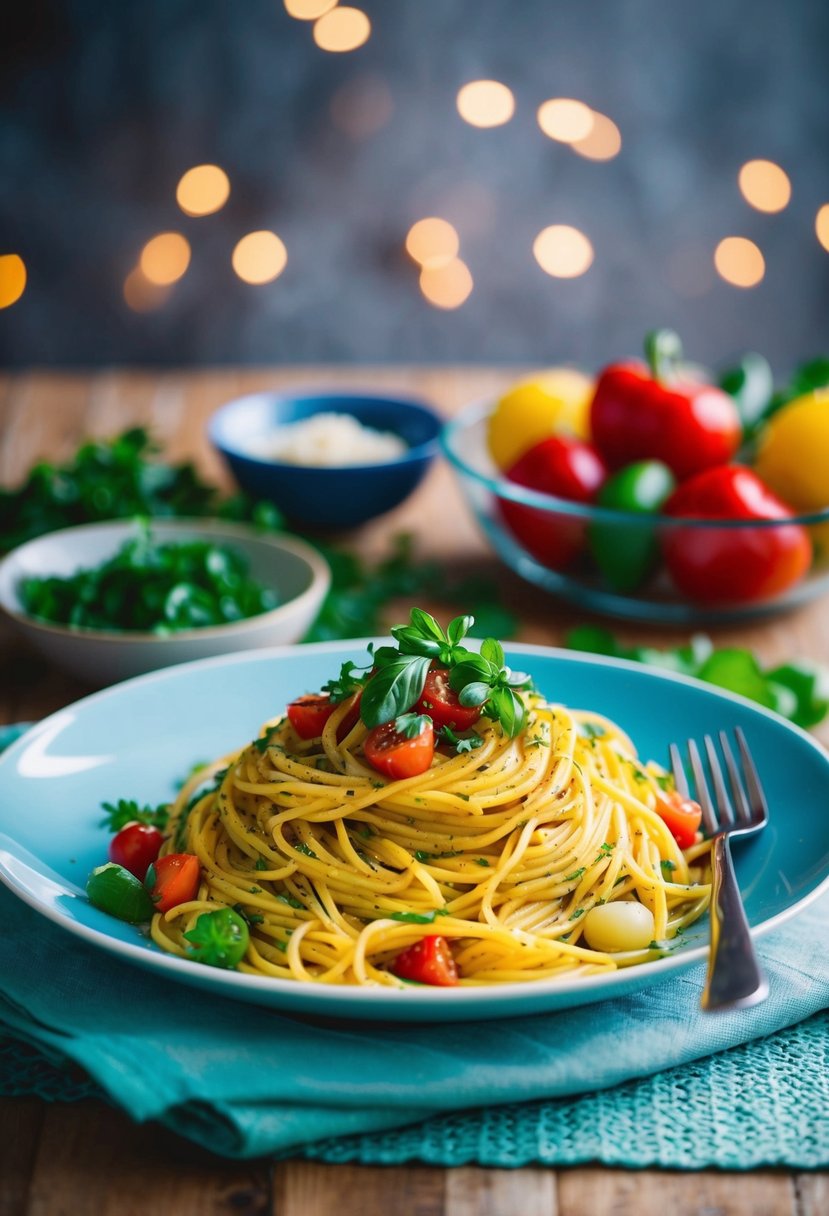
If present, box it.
[441,401,829,624]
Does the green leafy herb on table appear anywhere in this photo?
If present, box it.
[0,428,281,552]
[565,625,829,730]
[20,528,278,633]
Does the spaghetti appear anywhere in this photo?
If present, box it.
[150,691,711,986]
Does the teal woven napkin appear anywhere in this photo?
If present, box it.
[0,722,827,1166]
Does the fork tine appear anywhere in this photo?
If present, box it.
[704,735,734,826]
[669,743,689,797]
[719,730,752,825]
[687,738,718,836]
[736,727,769,823]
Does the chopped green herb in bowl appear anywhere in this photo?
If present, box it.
[19,526,278,634]
[0,518,330,684]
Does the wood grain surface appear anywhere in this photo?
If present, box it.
[0,369,826,1216]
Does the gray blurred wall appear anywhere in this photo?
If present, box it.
[0,0,827,372]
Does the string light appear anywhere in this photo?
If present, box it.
[537,99,594,143]
[176,165,230,217]
[139,233,191,285]
[405,218,459,269]
[456,80,515,128]
[714,237,765,287]
[533,225,594,278]
[571,111,622,161]
[285,0,337,18]
[232,231,288,284]
[817,204,829,253]
[0,254,26,309]
[738,160,791,213]
[419,259,473,309]
[313,6,370,52]
[123,266,170,312]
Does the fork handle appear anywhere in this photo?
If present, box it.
[703,835,769,1012]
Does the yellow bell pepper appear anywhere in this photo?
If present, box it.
[487,368,594,471]
[755,389,829,557]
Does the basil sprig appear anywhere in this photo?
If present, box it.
[359,610,531,737]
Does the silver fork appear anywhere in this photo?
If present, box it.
[669,728,770,1013]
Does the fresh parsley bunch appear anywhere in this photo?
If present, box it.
[359,608,531,736]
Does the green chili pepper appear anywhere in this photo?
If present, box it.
[86,862,156,923]
[588,460,676,592]
[183,907,250,969]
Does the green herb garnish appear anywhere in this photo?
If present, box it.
[99,798,169,833]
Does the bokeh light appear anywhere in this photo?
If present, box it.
[456,80,515,128]
[815,204,829,252]
[405,218,460,269]
[313,6,371,52]
[329,75,393,138]
[232,231,288,284]
[139,233,191,285]
[419,259,473,309]
[123,266,171,312]
[738,160,791,213]
[285,0,337,18]
[533,225,594,278]
[714,237,765,287]
[0,254,27,309]
[537,98,594,143]
[571,111,622,160]
[176,164,231,217]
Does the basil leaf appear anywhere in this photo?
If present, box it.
[491,686,526,737]
[394,712,432,739]
[449,655,493,690]
[409,608,446,642]
[458,681,491,708]
[360,656,431,727]
[447,614,474,645]
[388,909,440,924]
[480,637,505,667]
[696,650,776,709]
[390,626,443,657]
[766,662,829,729]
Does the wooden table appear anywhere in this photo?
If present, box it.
[0,369,826,1216]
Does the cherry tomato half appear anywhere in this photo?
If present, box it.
[655,790,703,850]
[287,693,361,741]
[391,935,459,986]
[108,822,164,881]
[499,435,608,569]
[364,718,435,781]
[414,668,481,733]
[146,853,201,913]
[663,465,812,605]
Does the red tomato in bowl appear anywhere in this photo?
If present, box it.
[414,668,481,733]
[364,718,435,780]
[499,435,608,569]
[655,790,702,850]
[146,853,201,913]
[662,465,812,605]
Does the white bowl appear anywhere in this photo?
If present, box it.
[0,519,330,685]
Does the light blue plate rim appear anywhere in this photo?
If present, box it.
[1,640,827,1022]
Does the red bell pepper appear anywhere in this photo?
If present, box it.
[662,464,812,605]
[590,331,742,482]
[499,434,608,569]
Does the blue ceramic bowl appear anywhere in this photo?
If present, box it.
[208,392,442,529]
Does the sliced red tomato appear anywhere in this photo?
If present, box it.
[663,465,812,605]
[499,435,607,570]
[391,935,459,986]
[655,790,703,850]
[108,822,164,881]
[414,668,481,733]
[364,718,435,780]
[146,853,201,913]
[287,693,361,741]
